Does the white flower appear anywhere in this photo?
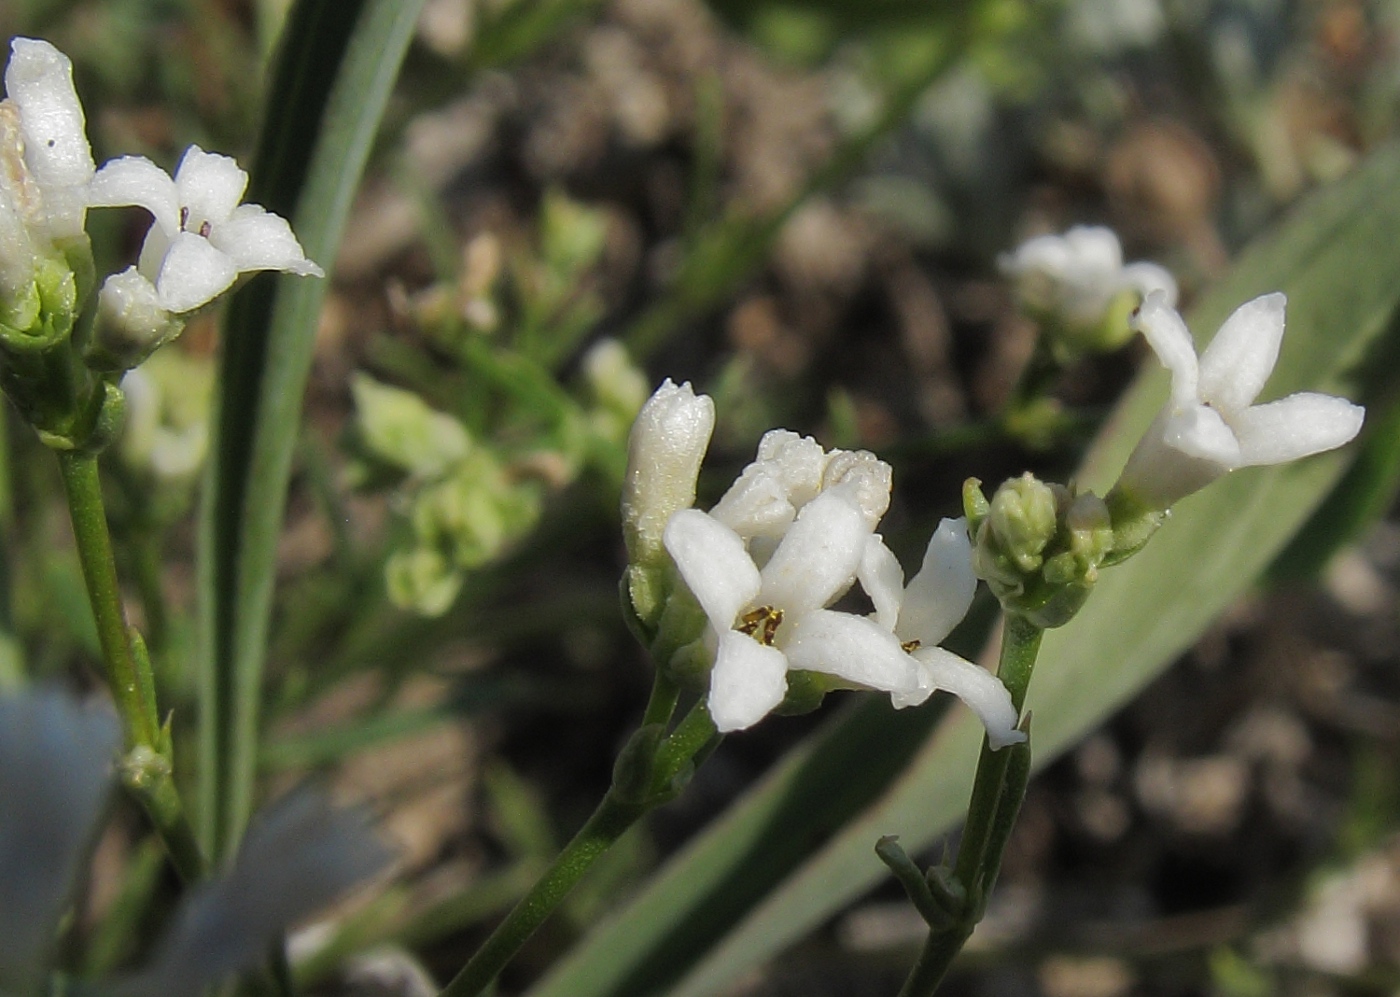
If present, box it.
[707,428,892,542]
[621,379,715,569]
[0,38,94,296]
[666,482,1022,746]
[1115,290,1365,510]
[87,144,323,315]
[2,38,94,242]
[999,225,1176,329]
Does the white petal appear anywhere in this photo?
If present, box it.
[4,38,93,188]
[758,487,870,614]
[153,231,238,313]
[904,646,1025,749]
[1161,403,1243,467]
[753,429,828,508]
[88,156,180,234]
[896,517,976,646]
[780,608,918,694]
[1198,292,1285,413]
[709,464,795,539]
[1231,392,1365,466]
[708,630,789,732]
[858,535,904,630]
[1062,225,1124,283]
[1132,290,1199,411]
[1119,261,1177,307]
[174,144,247,225]
[211,204,323,276]
[663,509,760,631]
[1115,411,1231,511]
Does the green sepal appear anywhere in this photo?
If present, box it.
[772,669,835,717]
[611,723,666,807]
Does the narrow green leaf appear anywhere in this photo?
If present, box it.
[197,0,427,858]
[529,143,1400,997]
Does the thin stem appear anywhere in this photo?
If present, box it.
[952,615,1041,889]
[439,697,718,997]
[897,614,1043,997]
[56,449,205,882]
[897,926,975,997]
[57,451,155,745]
[439,792,645,997]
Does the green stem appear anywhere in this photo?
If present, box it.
[129,526,170,655]
[439,791,646,997]
[952,614,1040,889]
[57,451,155,745]
[56,449,205,882]
[897,925,976,997]
[439,698,718,997]
[897,613,1042,997]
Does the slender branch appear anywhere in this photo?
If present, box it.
[58,451,156,744]
[56,449,205,882]
[896,613,1043,997]
[439,694,717,997]
[438,791,646,997]
[952,615,1041,889]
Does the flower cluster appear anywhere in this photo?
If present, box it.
[624,385,1023,746]
[0,36,321,374]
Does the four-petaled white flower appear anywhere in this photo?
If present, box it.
[999,225,1176,330]
[664,434,1021,746]
[88,144,323,316]
[1116,290,1365,510]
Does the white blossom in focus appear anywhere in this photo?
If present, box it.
[1115,290,1365,510]
[0,38,94,298]
[88,144,323,316]
[665,445,1021,745]
[2,38,94,242]
[999,225,1176,337]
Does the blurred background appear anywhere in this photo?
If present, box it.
[5,0,1400,994]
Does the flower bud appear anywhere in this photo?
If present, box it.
[621,379,715,626]
[87,267,182,371]
[351,373,472,479]
[966,475,1115,628]
[385,546,462,617]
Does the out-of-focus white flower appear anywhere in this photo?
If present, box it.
[88,144,323,316]
[999,226,1176,349]
[1114,291,1365,510]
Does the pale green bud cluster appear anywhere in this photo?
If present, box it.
[351,375,546,617]
[965,473,1113,628]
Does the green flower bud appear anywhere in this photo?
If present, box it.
[384,546,462,617]
[967,474,1117,629]
[351,373,472,479]
[987,472,1058,573]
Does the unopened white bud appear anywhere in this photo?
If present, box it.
[621,379,715,568]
